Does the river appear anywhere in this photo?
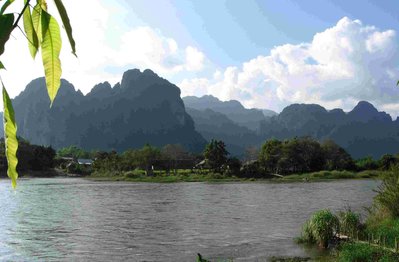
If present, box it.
[0,178,379,261]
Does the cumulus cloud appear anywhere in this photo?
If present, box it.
[180,17,399,116]
[116,27,205,74]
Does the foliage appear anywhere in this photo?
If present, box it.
[366,218,399,249]
[0,138,55,173]
[2,86,18,187]
[338,242,399,262]
[0,0,76,187]
[161,144,195,174]
[300,209,339,248]
[258,139,282,173]
[137,144,161,173]
[225,157,241,176]
[259,137,353,176]
[373,168,399,218]
[203,139,229,172]
[57,145,92,159]
[378,154,397,170]
[282,170,382,181]
[356,156,378,171]
[337,209,362,237]
[321,140,356,171]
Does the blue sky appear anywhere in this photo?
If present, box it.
[119,0,399,66]
[2,0,399,116]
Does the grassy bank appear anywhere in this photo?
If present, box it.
[87,169,385,183]
[279,170,383,182]
[88,169,247,182]
[297,168,399,261]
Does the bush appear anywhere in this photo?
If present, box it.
[124,169,145,178]
[356,156,378,171]
[338,209,362,237]
[300,209,339,248]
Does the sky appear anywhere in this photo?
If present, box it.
[2,0,399,117]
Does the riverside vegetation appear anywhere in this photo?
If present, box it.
[53,136,396,182]
[297,167,399,261]
[1,136,395,181]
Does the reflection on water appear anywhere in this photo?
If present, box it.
[0,178,378,261]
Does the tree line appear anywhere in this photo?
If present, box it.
[1,136,397,178]
[73,136,398,178]
[0,138,55,176]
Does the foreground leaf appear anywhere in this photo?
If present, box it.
[23,3,39,58]
[2,85,18,189]
[32,4,43,42]
[53,0,76,56]
[41,10,62,105]
[0,13,14,56]
[0,0,14,15]
[0,61,4,70]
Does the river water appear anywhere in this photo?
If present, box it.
[0,178,378,261]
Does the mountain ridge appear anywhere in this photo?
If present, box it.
[1,69,398,159]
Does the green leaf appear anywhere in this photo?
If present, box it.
[0,0,14,15]
[39,0,47,11]
[32,4,42,42]
[0,61,4,70]
[397,80,399,86]
[2,84,18,189]
[0,13,14,56]
[41,10,62,106]
[23,4,39,58]
[53,0,76,56]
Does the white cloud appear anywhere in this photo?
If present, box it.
[0,0,206,105]
[179,17,399,116]
[185,46,205,71]
[116,27,205,75]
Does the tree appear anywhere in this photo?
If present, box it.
[258,139,282,173]
[58,145,91,159]
[0,0,76,188]
[137,144,161,175]
[203,139,229,172]
[379,154,397,170]
[161,144,188,175]
[321,140,355,171]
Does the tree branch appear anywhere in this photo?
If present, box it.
[12,0,31,30]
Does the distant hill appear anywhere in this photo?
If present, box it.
[1,69,398,159]
[260,102,399,159]
[185,107,263,156]
[4,69,206,152]
[183,95,271,131]
[183,95,399,159]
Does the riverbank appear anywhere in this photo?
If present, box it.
[278,170,383,182]
[295,168,399,261]
[0,168,68,179]
[87,169,384,183]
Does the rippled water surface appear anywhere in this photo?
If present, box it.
[0,178,379,261]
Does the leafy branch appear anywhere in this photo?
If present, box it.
[0,0,76,188]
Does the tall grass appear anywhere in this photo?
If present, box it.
[338,209,362,238]
[374,168,399,218]
[299,209,339,248]
[338,243,399,262]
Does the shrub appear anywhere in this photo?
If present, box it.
[338,209,362,237]
[125,168,145,178]
[300,209,339,248]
